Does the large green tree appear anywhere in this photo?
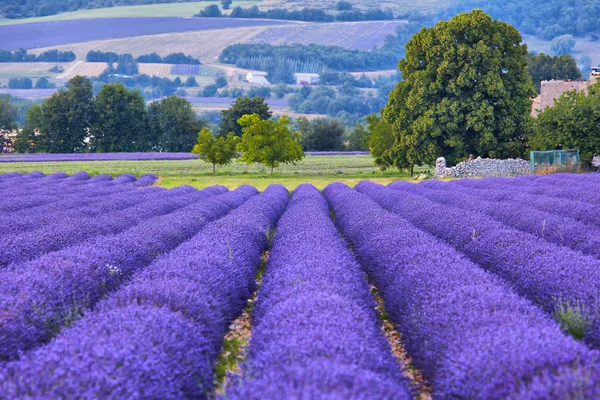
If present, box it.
[528,53,581,93]
[91,83,149,152]
[530,84,600,167]
[237,114,304,175]
[384,9,536,171]
[35,76,94,153]
[219,96,272,137]
[148,96,202,152]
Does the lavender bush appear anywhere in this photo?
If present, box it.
[359,181,600,347]
[0,185,288,398]
[390,182,600,258]
[0,186,255,360]
[225,184,411,399]
[325,182,600,399]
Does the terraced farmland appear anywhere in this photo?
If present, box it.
[137,63,172,77]
[58,61,108,79]
[1,172,600,398]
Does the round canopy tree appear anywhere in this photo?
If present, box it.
[383,9,536,172]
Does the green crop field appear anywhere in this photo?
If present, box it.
[0,155,432,190]
[0,1,260,25]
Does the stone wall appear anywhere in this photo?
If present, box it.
[435,156,531,178]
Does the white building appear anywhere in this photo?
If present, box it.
[294,73,319,85]
[246,71,270,85]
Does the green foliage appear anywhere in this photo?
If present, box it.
[192,128,238,173]
[553,299,592,340]
[550,35,576,55]
[219,96,272,137]
[35,76,94,153]
[347,123,370,151]
[91,83,149,152]
[12,126,36,153]
[184,76,197,87]
[528,53,581,93]
[0,95,17,131]
[335,1,352,11]
[214,76,228,88]
[237,114,304,175]
[8,77,32,89]
[197,4,221,17]
[384,10,536,171]
[202,84,218,97]
[366,113,396,171]
[247,86,271,99]
[299,118,345,151]
[147,96,203,152]
[0,48,74,62]
[35,77,55,89]
[219,43,398,72]
[221,0,232,9]
[530,84,600,167]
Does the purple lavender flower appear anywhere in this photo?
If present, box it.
[325,182,600,399]
[224,184,411,399]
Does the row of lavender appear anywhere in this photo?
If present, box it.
[2,172,600,398]
[0,151,368,163]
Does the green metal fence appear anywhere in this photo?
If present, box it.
[530,150,580,175]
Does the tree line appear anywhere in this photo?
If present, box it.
[86,51,200,65]
[8,77,55,89]
[0,49,75,63]
[219,43,398,72]
[197,4,394,22]
[10,76,202,154]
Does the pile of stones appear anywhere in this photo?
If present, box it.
[435,156,531,178]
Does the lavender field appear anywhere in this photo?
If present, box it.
[0,17,295,51]
[1,171,600,398]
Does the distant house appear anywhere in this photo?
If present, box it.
[246,71,270,86]
[532,67,600,117]
[294,73,319,85]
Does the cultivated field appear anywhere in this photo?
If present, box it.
[0,18,295,51]
[0,62,68,78]
[247,20,404,50]
[0,1,260,25]
[58,61,108,79]
[137,63,172,77]
[0,172,599,398]
[30,26,269,60]
[27,19,404,62]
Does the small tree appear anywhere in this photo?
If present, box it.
[199,4,222,17]
[221,0,233,10]
[192,128,238,173]
[237,114,304,176]
[215,76,228,88]
[185,76,197,87]
[550,35,576,55]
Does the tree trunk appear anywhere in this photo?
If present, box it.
[409,164,414,178]
[212,163,215,174]
[270,165,274,176]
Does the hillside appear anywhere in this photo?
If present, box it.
[0,17,295,51]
